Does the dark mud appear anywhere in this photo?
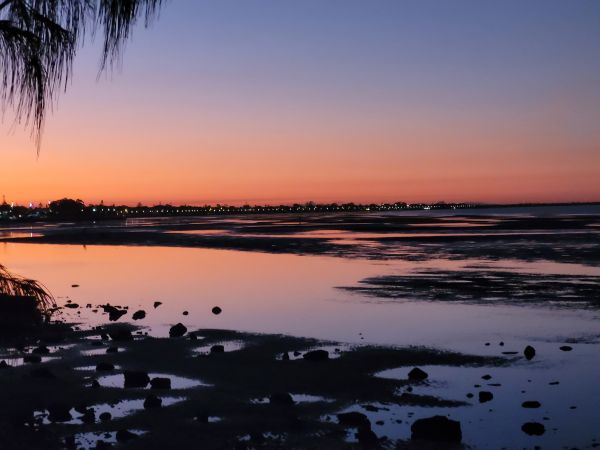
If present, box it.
[0,324,505,450]
[341,269,600,307]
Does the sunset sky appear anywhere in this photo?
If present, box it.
[1,0,599,206]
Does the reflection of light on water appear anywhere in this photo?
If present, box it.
[35,397,185,425]
[98,372,208,389]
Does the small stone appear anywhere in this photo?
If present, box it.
[522,401,541,409]
[479,391,493,403]
[212,306,222,315]
[303,350,329,361]
[169,323,187,338]
[116,429,137,442]
[153,301,162,309]
[210,344,225,354]
[132,310,146,320]
[559,345,573,352]
[123,370,150,388]
[150,377,171,389]
[411,415,462,442]
[99,412,112,422]
[144,395,162,409]
[408,367,428,381]
[524,345,536,360]
[270,392,295,406]
[522,422,545,436]
[182,311,189,316]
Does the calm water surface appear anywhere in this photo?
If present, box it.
[1,212,599,449]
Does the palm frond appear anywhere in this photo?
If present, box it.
[0,0,164,150]
[0,263,56,315]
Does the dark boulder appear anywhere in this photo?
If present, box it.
[150,377,171,389]
[23,354,41,363]
[522,422,545,436]
[123,370,150,388]
[524,345,536,360]
[132,310,146,320]
[169,323,187,338]
[32,346,50,355]
[337,412,371,428]
[102,305,127,322]
[522,401,541,408]
[210,344,225,354]
[270,392,295,406]
[81,409,95,424]
[0,360,9,369]
[356,427,379,446]
[212,306,222,315]
[479,391,494,403]
[108,329,133,342]
[559,345,573,352]
[408,367,428,381]
[303,350,329,361]
[48,404,72,422]
[144,395,162,409]
[281,352,290,361]
[153,301,162,309]
[481,374,492,380]
[116,429,138,442]
[99,412,111,422]
[182,311,189,316]
[411,415,462,443]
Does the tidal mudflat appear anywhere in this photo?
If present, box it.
[1,207,599,449]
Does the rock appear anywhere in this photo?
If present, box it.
[48,404,72,422]
[189,333,198,341]
[560,345,573,352]
[411,415,462,443]
[479,391,494,403]
[303,350,329,361]
[99,412,112,422]
[116,429,138,442]
[169,323,187,338]
[64,303,79,309]
[481,374,492,380]
[106,346,119,354]
[108,329,133,342]
[150,377,171,389]
[337,412,371,428]
[524,345,536,360]
[90,379,100,388]
[132,310,146,320]
[144,395,162,409]
[32,345,50,355]
[281,352,290,361]
[270,392,295,406]
[522,422,545,436]
[356,426,379,445]
[153,301,162,309]
[408,367,428,381]
[71,284,79,288]
[102,305,127,322]
[81,409,95,424]
[0,360,9,369]
[182,311,189,316]
[23,354,41,363]
[466,393,474,398]
[210,344,225,354]
[212,306,222,315]
[96,362,115,371]
[522,401,541,408]
[123,370,150,388]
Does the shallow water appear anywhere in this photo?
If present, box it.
[1,211,599,448]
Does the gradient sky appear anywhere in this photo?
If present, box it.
[1,0,600,206]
